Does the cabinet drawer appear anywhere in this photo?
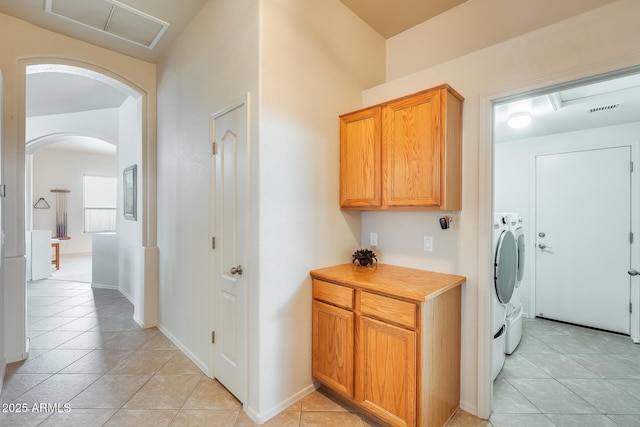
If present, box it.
[313,280,354,309]
[360,292,417,329]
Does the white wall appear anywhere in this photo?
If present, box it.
[0,68,6,386]
[156,0,385,422]
[0,11,156,364]
[32,146,116,254]
[359,0,640,416]
[257,0,384,421]
[116,97,143,310]
[26,108,119,144]
[156,0,261,386]
[495,121,640,317]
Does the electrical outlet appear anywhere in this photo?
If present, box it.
[424,236,433,252]
[370,232,378,246]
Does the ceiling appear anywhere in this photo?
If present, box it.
[7,1,640,151]
[0,0,209,63]
[494,72,640,143]
[338,0,468,38]
[0,0,465,63]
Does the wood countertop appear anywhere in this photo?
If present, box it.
[310,263,466,303]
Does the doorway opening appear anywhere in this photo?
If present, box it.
[20,61,146,361]
[489,68,640,421]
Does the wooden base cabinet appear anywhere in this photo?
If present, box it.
[311,264,465,427]
[356,316,417,426]
[312,300,354,399]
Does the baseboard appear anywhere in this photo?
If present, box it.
[134,318,158,329]
[459,400,478,417]
[117,285,134,305]
[244,383,317,424]
[157,324,210,376]
[91,283,118,290]
[6,336,29,364]
[0,357,6,392]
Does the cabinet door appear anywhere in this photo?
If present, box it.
[340,108,381,208]
[382,90,441,208]
[312,300,355,398]
[356,316,417,427]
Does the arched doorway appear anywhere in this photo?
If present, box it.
[6,59,158,363]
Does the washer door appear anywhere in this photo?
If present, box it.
[495,229,517,304]
[515,227,525,287]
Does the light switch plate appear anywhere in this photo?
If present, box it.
[424,236,433,252]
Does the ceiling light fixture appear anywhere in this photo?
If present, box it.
[507,112,532,129]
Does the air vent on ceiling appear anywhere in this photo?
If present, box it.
[44,0,169,49]
[586,103,624,114]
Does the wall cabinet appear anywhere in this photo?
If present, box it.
[311,264,465,427]
[340,85,463,210]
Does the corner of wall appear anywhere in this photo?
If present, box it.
[4,255,27,363]
[244,383,317,424]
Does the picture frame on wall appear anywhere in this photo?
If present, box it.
[124,164,137,221]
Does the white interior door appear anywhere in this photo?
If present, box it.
[535,146,631,334]
[211,97,248,402]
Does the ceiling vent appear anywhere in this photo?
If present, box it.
[586,103,624,114]
[45,0,169,49]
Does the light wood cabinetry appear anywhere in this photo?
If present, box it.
[339,85,463,210]
[356,315,417,426]
[310,264,465,427]
[312,300,354,398]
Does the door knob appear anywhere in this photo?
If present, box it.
[629,269,639,276]
[538,243,547,249]
[230,265,243,275]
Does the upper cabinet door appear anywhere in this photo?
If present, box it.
[339,85,463,211]
[340,108,382,209]
[382,90,441,208]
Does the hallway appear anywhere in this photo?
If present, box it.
[1,277,486,426]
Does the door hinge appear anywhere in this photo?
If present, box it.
[631,161,634,173]
[631,232,635,244]
[212,142,217,155]
[212,237,216,249]
[0,184,5,198]
[630,302,633,314]
[211,331,216,343]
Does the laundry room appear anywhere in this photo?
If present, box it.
[490,69,640,423]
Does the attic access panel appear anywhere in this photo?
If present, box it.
[45,0,169,49]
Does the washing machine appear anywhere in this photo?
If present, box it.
[492,214,517,380]
[504,213,525,355]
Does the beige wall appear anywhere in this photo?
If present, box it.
[386,0,615,81]
[360,0,640,416]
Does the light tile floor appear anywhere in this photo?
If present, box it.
[491,317,640,426]
[1,278,487,426]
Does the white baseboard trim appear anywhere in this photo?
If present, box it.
[91,283,119,290]
[244,383,317,424]
[117,286,134,305]
[459,400,478,417]
[0,357,6,393]
[157,324,210,376]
